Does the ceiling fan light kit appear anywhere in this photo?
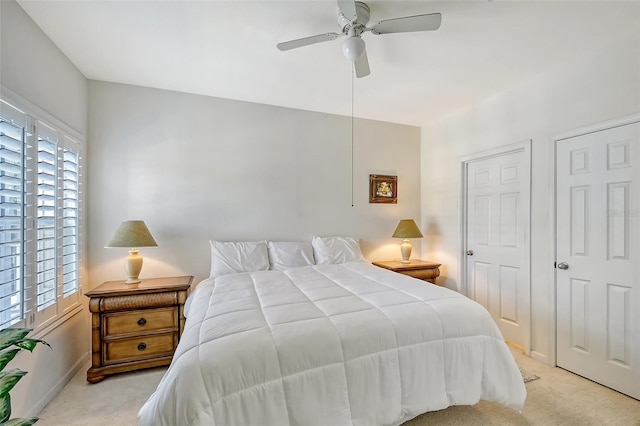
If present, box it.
[343,35,365,61]
[277,0,442,78]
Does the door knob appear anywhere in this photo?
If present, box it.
[466,250,474,256]
[557,262,569,270]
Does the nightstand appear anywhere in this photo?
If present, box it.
[372,260,441,285]
[85,275,193,383]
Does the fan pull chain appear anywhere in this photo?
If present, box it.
[351,65,355,207]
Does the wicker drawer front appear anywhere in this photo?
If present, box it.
[104,307,177,336]
[401,268,438,281]
[104,333,177,365]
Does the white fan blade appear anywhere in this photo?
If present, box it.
[354,49,370,78]
[338,0,357,21]
[371,13,441,35]
[277,33,341,51]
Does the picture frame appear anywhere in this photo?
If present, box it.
[369,174,397,204]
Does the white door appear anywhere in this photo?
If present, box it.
[556,121,640,399]
[464,143,531,351]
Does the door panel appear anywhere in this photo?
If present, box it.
[570,186,589,256]
[465,147,530,349]
[474,195,491,245]
[569,278,589,352]
[473,261,490,308]
[606,284,630,366]
[556,121,639,400]
[500,193,518,247]
[499,265,518,324]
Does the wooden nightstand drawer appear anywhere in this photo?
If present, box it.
[104,332,178,365]
[104,307,178,336]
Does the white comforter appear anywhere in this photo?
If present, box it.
[139,262,526,426]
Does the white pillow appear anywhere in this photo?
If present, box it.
[267,241,315,270]
[311,236,365,265]
[209,240,270,278]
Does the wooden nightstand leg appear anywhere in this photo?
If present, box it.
[86,370,105,384]
[88,301,103,383]
[178,290,187,336]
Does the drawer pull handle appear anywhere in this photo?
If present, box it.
[137,318,147,326]
[137,342,147,351]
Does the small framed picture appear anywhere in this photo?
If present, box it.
[369,174,397,204]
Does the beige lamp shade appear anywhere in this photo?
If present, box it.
[392,219,423,264]
[106,220,158,248]
[106,220,158,285]
[392,219,424,239]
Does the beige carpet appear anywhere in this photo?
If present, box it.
[37,348,640,426]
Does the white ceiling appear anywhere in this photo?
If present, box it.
[16,0,640,127]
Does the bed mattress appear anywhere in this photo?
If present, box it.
[138,261,526,425]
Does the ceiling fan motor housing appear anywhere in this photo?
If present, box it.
[338,1,370,32]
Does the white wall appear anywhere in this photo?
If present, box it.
[88,81,422,287]
[420,32,640,362]
[0,0,87,136]
[0,0,89,418]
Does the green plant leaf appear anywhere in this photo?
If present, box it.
[0,370,27,397]
[0,393,11,423]
[0,329,43,426]
[0,330,31,352]
[13,340,50,353]
[0,417,39,425]
[0,350,20,373]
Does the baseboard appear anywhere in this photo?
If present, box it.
[505,340,525,352]
[27,351,90,418]
[530,350,550,365]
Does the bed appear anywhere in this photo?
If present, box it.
[138,239,526,426]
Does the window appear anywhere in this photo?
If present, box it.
[0,99,82,330]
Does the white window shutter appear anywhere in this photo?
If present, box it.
[62,145,79,298]
[0,103,27,328]
[36,131,58,312]
[0,97,83,330]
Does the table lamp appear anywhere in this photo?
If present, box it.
[392,219,423,264]
[106,220,158,284]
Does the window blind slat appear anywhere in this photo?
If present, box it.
[0,160,23,175]
[0,175,22,186]
[0,189,22,198]
[0,123,23,141]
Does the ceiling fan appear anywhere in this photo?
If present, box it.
[277,1,442,78]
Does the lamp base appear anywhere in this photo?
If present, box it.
[400,239,412,264]
[125,249,144,286]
